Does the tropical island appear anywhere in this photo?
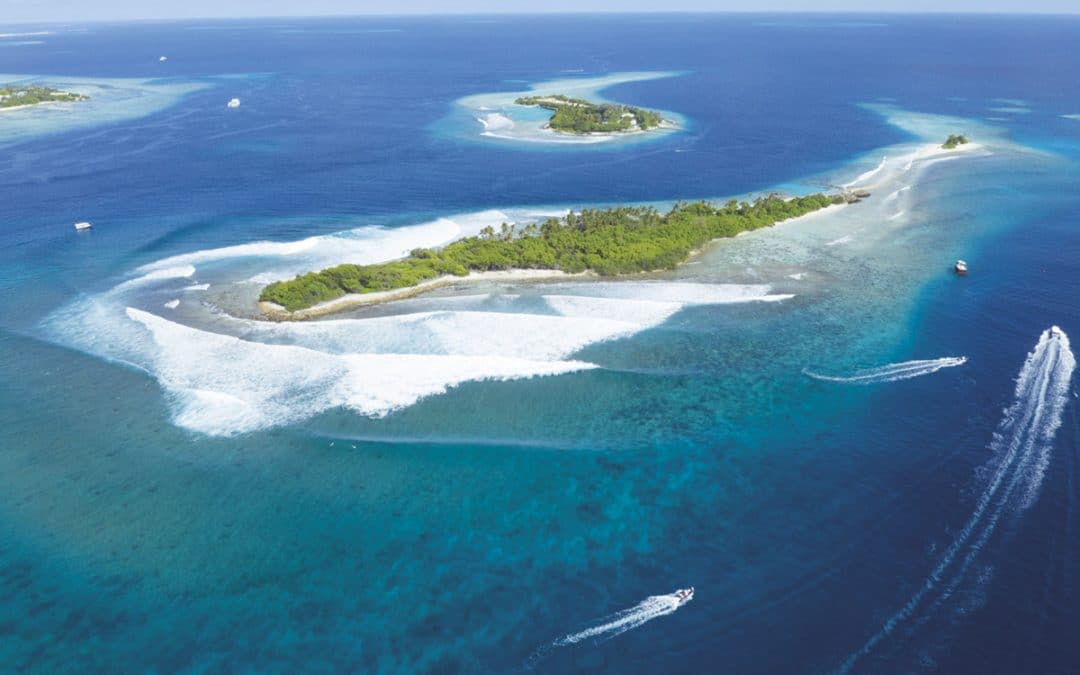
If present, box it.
[942,134,970,149]
[259,192,845,314]
[514,94,664,134]
[0,85,89,110]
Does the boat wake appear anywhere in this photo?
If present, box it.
[837,327,1075,673]
[803,357,967,385]
[527,590,692,670]
[554,592,686,646]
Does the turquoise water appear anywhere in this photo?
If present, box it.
[1,14,1079,673]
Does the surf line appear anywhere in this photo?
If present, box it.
[803,357,967,385]
[836,327,1075,673]
[526,588,693,669]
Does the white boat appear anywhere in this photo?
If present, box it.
[159,55,168,62]
[74,221,92,231]
[674,587,694,605]
[954,259,968,276]
[227,98,241,109]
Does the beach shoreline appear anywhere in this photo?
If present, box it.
[256,198,853,321]
[258,269,593,320]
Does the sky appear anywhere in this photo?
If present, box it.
[2,0,1078,23]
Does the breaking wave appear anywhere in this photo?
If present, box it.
[845,156,887,187]
[804,357,967,384]
[476,112,514,132]
[837,327,1075,673]
[885,185,912,202]
[125,307,598,435]
[44,208,796,436]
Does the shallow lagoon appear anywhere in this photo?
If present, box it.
[2,14,1080,674]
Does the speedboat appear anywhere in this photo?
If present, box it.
[674,587,694,605]
[74,221,92,231]
[954,259,968,276]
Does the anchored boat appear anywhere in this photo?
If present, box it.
[74,221,92,231]
[954,259,968,276]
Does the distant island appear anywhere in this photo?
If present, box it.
[514,94,664,134]
[942,134,969,150]
[0,85,89,110]
[259,193,845,314]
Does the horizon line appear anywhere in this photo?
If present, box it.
[5,9,1080,28]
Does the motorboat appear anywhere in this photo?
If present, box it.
[674,587,694,605]
[227,98,241,108]
[159,56,168,62]
[954,259,968,276]
[74,221,92,231]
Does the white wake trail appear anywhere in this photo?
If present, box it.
[554,593,683,646]
[527,590,691,669]
[837,327,1075,673]
[804,357,967,385]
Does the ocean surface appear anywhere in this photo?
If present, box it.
[2,13,1080,674]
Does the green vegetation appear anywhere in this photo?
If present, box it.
[0,85,88,109]
[514,94,663,134]
[260,193,844,312]
[942,134,969,150]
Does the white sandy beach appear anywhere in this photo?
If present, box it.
[259,269,592,320]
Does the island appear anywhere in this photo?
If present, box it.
[0,85,89,110]
[942,134,969,150]
[259,192,845,314]
[514,94,664,134]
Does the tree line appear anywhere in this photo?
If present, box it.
[260,193,843,312]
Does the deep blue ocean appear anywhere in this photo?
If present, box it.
[2,13,1080,674]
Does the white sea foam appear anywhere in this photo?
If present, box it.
[477,112,514,131]
[116,264,196,290]
[241,284,782,363]
[825,235,854,247]
[557,282,792,305]
[837,328,1075,673]
[124,307,597,436]
[887,210,907,221]
[844,156,887,187]
[247,310,644,362]
[918,156,961,170]
[182,283,210,292]
[885,185,912,202]
[164,299,180,310]
[544,295,683,326]
[481,130,621,145]
[46,276,794,436]
[137,210,512,285]
[804,356,967,384]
